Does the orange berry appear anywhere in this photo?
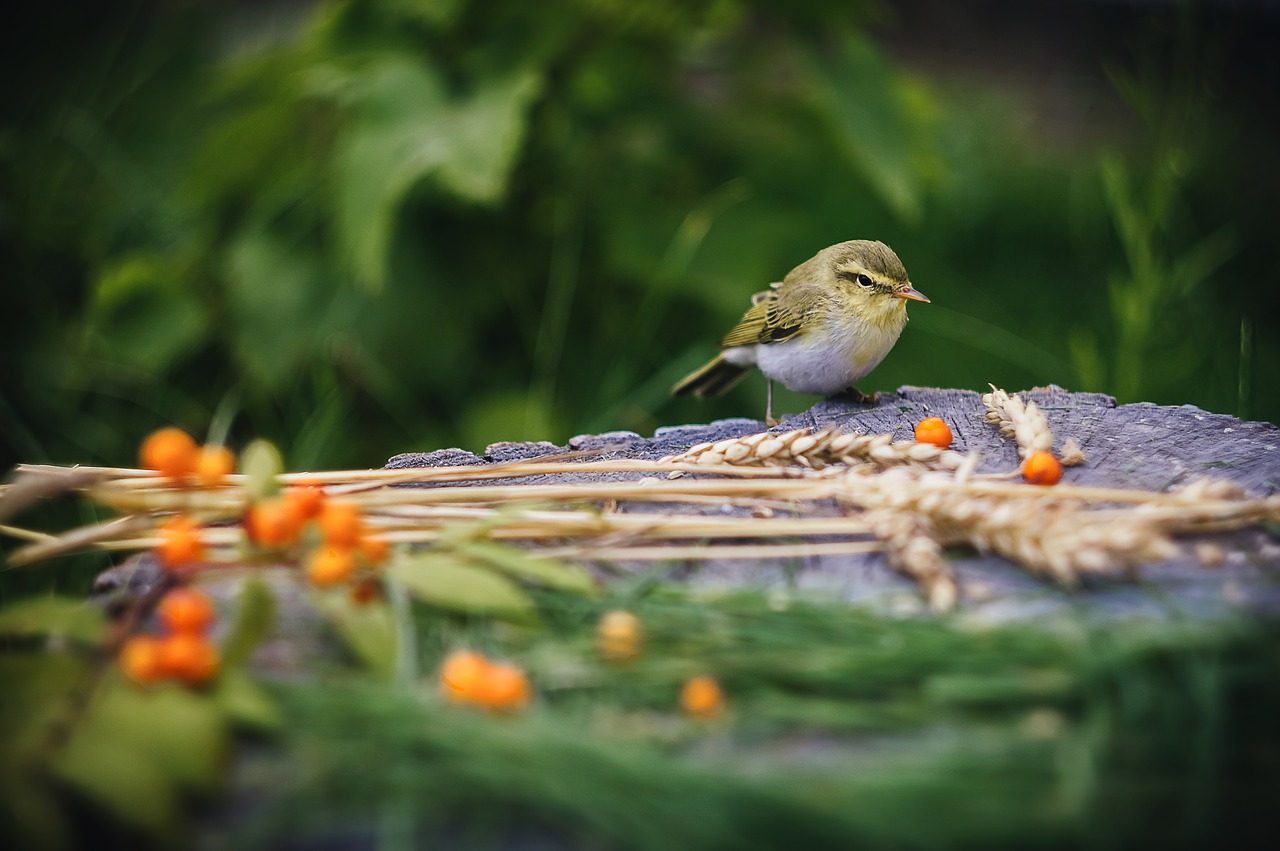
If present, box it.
[306,546,354,587]
[157,587,216,634]
[680,675,725,720]
[159,633,220,685]
[1022,451,1063,486]
[284,485,326,523]
[245,497,302,549]
[119,635,167,685]
[476,661,532,713]
[320,501,363,548]
[358,534,389,566]
[139,427,199,481]
[445,650,494,701]
[440,650,491,703]
[196,444,235,486]
[156,515,205,569]
[595,610,645,663]
[351,578,383,604]
[914,417,953,449]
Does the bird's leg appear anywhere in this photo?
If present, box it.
[765,379,778,427]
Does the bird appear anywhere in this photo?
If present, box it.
[672,239,928,424]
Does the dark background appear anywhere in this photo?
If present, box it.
[3,0,1277,476]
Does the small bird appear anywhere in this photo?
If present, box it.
[672,239,928,424]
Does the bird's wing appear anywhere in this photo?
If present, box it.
[720,292,805,348]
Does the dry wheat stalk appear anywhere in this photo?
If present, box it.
[982,385,1054,459]
[8,499,876,565]
[865,509,957,612]
[1131,481,1280,534]
[839,468,1179,586]
[660,427,966,472]
[22,460,1234,510]
[1166,478,1245,503]
[7,453,1278,609]
[540,540,883,562]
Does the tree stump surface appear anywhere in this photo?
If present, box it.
[388,386,1280,626]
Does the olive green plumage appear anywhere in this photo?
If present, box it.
[673,239,929,422]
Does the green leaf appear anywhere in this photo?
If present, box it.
[240,439,283,501]
[221,579,277,668]
[0,597,107,645]
[224,227,352,391]
[328,54,542,287]
[459,542,597,597]
[51,679,229,838]
[213,669,282,732]
[79,682,227,791]
[315,591,400,681]
[0,653,89,744]
[390,553,538,623]
[51,732,180,839]
[84,253,210,374]
[805,34,925,222]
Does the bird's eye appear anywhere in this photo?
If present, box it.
[856,274,874,288]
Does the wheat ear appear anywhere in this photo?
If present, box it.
[661,427,965,472]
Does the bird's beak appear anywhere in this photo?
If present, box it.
[894,286,930,303]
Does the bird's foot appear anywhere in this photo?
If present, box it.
[837,387,880,405]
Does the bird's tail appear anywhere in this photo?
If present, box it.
[672,355,750,399]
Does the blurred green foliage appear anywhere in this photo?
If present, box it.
[2,0,1276,478]
[7,581,1277,849]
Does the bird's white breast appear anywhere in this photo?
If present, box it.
[725,308,906,396]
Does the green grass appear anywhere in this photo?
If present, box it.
[209,586,1280,850]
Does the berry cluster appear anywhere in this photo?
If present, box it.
[140,427,391,598]
[244,488,389,593]
[119,587,221,687]
[139,427,234,486]
[138,428,725,719]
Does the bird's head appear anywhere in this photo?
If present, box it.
[824,239,929,325]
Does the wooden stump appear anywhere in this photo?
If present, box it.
[388,386,1280,625]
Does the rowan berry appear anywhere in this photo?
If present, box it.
[350,578,383,604]
[476,662,531,713]
[1022,451,1063,486]
[157,587,215,634]
[914,417,953,449]
[159,633,220,685]
[157,516,205,569]
[680,675,726,720]
[119,635,166,685]
[139,428,199,481]
[306,546,354,587]
[440,650,491,703]
[358,534,389,566]
[320,501,362,548]
[196,444,235,486]
[245,497,302,549]
[595,610,644,663]
[284,485,326,524]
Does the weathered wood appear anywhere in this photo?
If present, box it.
[388,386,1280,625]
